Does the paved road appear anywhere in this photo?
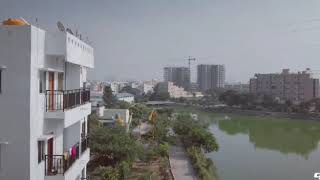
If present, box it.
[169,144,198,180]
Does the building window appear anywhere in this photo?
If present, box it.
[38,141,45,163]
[39,71,46,93]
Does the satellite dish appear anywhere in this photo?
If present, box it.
[66,28,74,35]
[57,21,65,32]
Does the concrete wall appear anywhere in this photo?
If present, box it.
[63,121,81,152]
[66,33,94,68]
[65,63,81,90]
[30,26,47,180]
[45,31,66,56]
[0,25,32,180]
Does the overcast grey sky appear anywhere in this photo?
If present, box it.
[2,0,320,83]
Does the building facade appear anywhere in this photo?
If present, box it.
[98,108,131,132]
[225,83,249,93]
[163,67,190,90]
[142,79,159,94]
[0,21,93,180]
[197,64,225,92]
[249,69,319,104]
[157,82,192,98]
[116,92,135,103]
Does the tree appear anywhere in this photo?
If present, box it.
[90,126,143,166]
[261,94,275,108]
[149,92,170,101]
[205,88,226,103]
[103,86,117,108]
[91,166,120,180]
[148,84,170,101]
[88,113,101,132]
[120,86,141,96]
[173,114,218,153]
[219,90,240,106]
[118,101,131,109]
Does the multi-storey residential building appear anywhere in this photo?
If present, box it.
[197,64,225,92]
[157,82,192,98]
[249,69,319,104]
[0,19,93,180]
[163,67,190,90]
[142,79,159,94]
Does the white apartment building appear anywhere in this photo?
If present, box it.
[0,19,93,180]
[142,80,159,94]
[116,93,135,103]
[157,82,192,98]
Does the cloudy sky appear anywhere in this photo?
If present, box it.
[2,0,320,83]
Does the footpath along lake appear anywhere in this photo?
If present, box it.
[188,109,320,180]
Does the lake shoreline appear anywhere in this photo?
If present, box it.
[177,104,320,122]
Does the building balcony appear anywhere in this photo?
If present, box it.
[44,89,91,127]
[45,88,90,112]
[45,139,90,180]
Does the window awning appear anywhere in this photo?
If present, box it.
[37,134,54,141]
[39,67,64,73]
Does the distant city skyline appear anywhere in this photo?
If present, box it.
[2,0,320,83]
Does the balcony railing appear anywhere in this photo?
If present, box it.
[81,136,89,154]
[45,88,90,112]
[45,143,80,176]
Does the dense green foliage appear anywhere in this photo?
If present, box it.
[90,126,143,165]
[187,146,218,180]
[120,86,141,96]
[156,108,174,117]
[89,125,144,179]
[103,86,117,108]
[149,92,170,101]
[173,114,218,153]
[173,112,219,180]
[91,166,120,180]
[88,113,101,131]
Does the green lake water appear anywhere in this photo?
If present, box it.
[190,109,320,180]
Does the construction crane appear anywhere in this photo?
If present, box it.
[187,56,196,70]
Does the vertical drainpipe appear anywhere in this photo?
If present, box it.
[64,59,67,91]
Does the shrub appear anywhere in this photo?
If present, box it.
[186,146,218,180]
[92,166,120,180]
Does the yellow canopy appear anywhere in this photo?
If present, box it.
[3,18,28,26]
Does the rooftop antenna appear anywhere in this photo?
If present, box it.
[57,21,65,32]
[35,18,39,27]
